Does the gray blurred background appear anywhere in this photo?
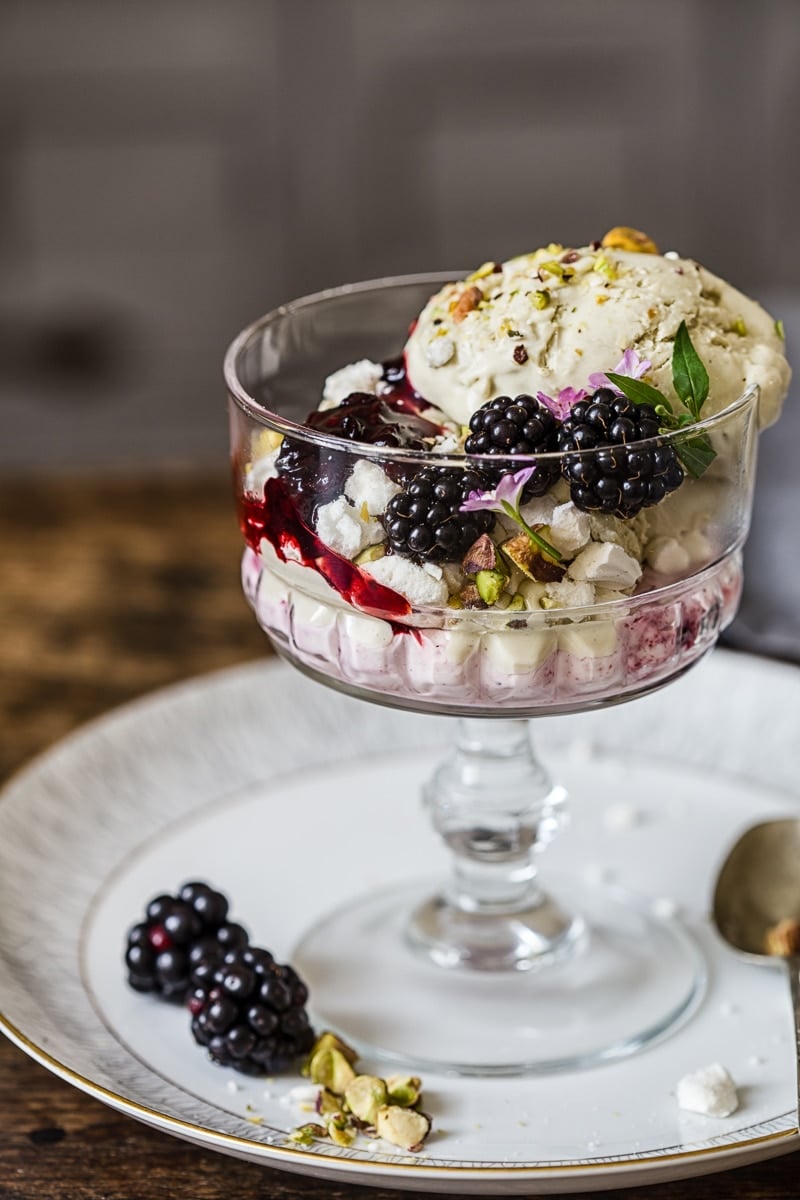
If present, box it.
[0,0,798,650]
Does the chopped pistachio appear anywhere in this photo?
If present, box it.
[775,318,785,340]
[467,260,500,282]
[501,533,564,583]
[386,1075,422,1108]
[328,1115,356,1147]
[344,1075,388,1125]
[451,285,483,322]
[304,1031,359,1071]
[538,260,572,283]
[593,255,618,280]
[601,226,659,254]
[506,593,527,612]
[732,317,747,336]
[376,1105,432,1152]
[289,1123,327,1144]
[447,595,464,610]
[475,569,507,605]
[317,1087,343,1116]
[532,289,550,310]
[460,583,487,609]
[462,533,497,574]
[354,543,386,565]
[307,1047,357,1093]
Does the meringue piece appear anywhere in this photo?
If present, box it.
[315,496,383,560]
[320,359,383,410]
[568,542,642,589]
[361,555,449,607]
[676,1064,738,1118]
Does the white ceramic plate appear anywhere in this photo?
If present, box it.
[1,652,799,1194]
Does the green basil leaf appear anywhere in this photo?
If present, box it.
[672,321,709,419]
[605,373,673,411]
[678,432,716,479]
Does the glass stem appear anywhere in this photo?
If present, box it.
[425,719,566,914]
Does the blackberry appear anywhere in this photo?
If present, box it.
[189,944,315,1075]
[276,393,435,519]
[465,394,560,497]
[124,882,248,1001]
[382,466,494,563]
[556,388,684,518]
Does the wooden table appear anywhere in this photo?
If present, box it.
[1,471,798,1199]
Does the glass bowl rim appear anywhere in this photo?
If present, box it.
[224,272,760,466]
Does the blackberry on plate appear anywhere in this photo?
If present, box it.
[189,945,315,1075]
[383,466,494,563]
[124,882,248,1001]
[276,393,436,519]
[556,388,684,518]
[465,394,560,497]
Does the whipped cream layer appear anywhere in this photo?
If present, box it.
[405,244,790,429]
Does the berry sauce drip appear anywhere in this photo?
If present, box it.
[239,476,411,619]
[276,365,442,520]
[556,389,684,518]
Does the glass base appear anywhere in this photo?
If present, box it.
[406,887,585,972]
[293,875,706,1077]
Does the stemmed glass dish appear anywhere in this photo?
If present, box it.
[226,274,759,1075]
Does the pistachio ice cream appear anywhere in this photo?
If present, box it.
[405,228,789,430]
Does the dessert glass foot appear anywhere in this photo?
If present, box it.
[225,274,758,1075]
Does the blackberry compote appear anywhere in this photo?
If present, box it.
[124,882,248,1001]
[189,945,315,1075]
[276,392,439,520]
[465,394,560,498]
[383,466,494,563]
[556,389,684,518]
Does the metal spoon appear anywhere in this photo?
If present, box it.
[712,818,800,1117]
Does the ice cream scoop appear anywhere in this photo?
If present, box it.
[712,819,800,1119]
[405,233,790,429]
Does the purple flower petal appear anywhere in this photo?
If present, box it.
[460,466,538,515]
[537,388,584,422]
[588,348,652,393]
